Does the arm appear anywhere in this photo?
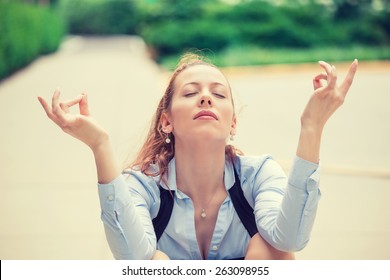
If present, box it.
[38,90,157,259]
[253,156,319,252]
[98,174,157,259]
[254,60,358,251]
[245,233,295,259]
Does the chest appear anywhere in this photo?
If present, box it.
[193,195,225,259]
[157,197,250,260]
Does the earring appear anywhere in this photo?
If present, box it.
[165,134,171,144]
[230,133,235,141]
[162,127,171,144]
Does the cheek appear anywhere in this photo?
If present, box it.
[221,104,235,123]
[169,101,190,126]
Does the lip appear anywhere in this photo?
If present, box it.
[193,110,218,120]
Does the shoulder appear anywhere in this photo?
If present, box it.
[235,154,273,171]
[234,154,287,191]
[122,166,161,207]
[235,154,284,177]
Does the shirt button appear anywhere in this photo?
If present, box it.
[107,195,114,201]
[212,245,218,251]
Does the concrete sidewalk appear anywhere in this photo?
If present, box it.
[0,36,389,259]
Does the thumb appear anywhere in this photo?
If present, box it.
[79,93,91,116]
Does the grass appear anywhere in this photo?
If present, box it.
[159,45,390,70]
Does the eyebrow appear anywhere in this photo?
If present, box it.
[183,82,227,87]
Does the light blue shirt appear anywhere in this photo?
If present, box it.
[98,155,321,260]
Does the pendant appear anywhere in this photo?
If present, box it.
[201,209,206,219]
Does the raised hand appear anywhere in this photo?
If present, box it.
[301,59,358,130]
[38,89,109,151]
[296,59,358,163]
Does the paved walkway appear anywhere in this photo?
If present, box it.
[0,36,389,259]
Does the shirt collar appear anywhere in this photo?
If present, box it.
[161,157,236,195]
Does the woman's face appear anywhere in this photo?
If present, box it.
[163,64,236,144]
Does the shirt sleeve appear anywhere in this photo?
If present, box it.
[97,173,157,259]
[253,156,321,252]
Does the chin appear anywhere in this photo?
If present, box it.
[189,132,226,142]
[176,127,228,142]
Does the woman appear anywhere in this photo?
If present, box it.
[38,54,358,260]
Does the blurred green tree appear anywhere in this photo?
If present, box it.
[59,0,139,34]
[0,1,65,79]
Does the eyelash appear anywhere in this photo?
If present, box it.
[184,92,225,98]
[184,92,197,97]
[213,93,225,98]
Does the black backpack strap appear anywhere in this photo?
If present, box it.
[152,165,258,244]
[152,187,175,241]
[229,166,258,238]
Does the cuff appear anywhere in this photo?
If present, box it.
[288,156,320,192]
[97,174,132,211]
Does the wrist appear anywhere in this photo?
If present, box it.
[300,120,324,138]
[296,124,323,164]
[90,131,110,154]
[91,134,121,184]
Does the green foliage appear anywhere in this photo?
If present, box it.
[59,0,139,34]
[142,19,238,57]
[56,0,390,62]
[0,2,65,80]
[160,45,390,69]
[138,0,390,60]
[2,0,390,78]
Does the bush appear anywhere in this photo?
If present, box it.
[0,2,65,80]
[141,0,390,61]
[59,0,139,35]
[141,19,238,57]
[140,0,326,58]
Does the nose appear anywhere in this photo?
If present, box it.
[199,95,212,107]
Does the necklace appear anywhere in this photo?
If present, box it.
[200,194,215,219]
[200,208,207,219]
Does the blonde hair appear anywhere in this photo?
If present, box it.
[128,53,242,181]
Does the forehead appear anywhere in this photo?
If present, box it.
[174,64,229,88]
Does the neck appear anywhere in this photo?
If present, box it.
[174,139,226,201]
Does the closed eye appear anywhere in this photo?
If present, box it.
[213,93,225,98]
[184,92,197,97]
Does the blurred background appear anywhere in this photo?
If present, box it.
[1,0,390,78]
[0,0,389,260]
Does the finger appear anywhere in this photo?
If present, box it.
[79,93,90,116]
[37,96,62,126]
[313,73,327,90]
[328,65,338,89]
[51,89,61,114]
[318,61,333,76]
[59,95,83,112]
[37,96,52,116]
[339,59,358,96]
[318,61,337,89]
[51,89,68,124]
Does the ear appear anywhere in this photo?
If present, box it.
[230,115,237,135]
[160,112,173,133]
